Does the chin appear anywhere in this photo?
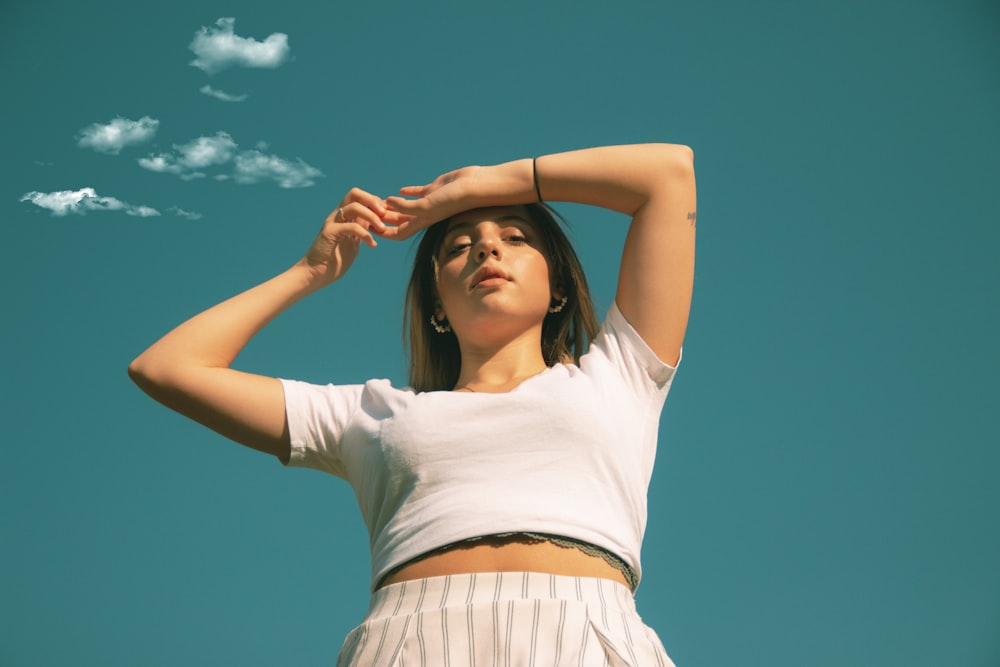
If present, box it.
[456,310,545,340]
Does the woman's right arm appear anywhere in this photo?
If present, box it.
[127,189,396,462]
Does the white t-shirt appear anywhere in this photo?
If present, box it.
[280,302,679,590]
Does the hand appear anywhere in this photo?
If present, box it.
[298,188,412,287]
[382,160,534,241]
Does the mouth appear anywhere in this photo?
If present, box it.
[470,267,511,289]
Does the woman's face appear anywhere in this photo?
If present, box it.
[434,206,559,343]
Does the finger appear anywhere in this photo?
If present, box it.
[378,219,422,241]
[342,222,377,248]
[340,201,388,233]
[340,187,383,210]
[399,185,430,197]
[338,188,389,230]
[380,209,416,224]
[385,195,427,215]
[347,187,388,217]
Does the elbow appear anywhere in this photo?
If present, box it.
[128,352,171,397]
[641,144,694,196]
[679,145,695,170]
[658,143,694,173]
[127,355,155,393]
[127,357,146,385]
[636,144,695,187]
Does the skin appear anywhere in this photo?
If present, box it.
[434,207,560,392]
[128,144,697,589]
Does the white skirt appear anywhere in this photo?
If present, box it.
[336,572,676,667]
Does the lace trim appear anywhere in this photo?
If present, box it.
[377,532,639,592]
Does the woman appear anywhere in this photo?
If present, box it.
[129,143,696,665]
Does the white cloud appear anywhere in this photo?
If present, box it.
[169,206,203,220]
[20,188,161,217]
[139,131,237,179]
[176,133,238,168]
[77,116,159,154]
[130,206,161,217]
[233,150,323,188]
[200,85,248,102]
[189,18,289,74]
[137,155,185,175]
[139,132,322,188]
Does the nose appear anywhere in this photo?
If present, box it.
[474,236,502,262]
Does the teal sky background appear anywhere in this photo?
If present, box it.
[3,1,998,665]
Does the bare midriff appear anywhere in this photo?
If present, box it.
[376,534,630,590]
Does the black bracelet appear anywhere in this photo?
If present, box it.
[533,157,544,203]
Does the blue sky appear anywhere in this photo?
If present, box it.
[2,1,998,665]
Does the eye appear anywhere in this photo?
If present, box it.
[504,233,528,245]
[445,240,471,256]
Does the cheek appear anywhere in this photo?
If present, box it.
[434,262,464,307]
[522,257,555,301]
[533,253,555,284]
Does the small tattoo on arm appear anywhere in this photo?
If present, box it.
[687,211,697,228]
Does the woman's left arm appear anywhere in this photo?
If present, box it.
[384,143,696,365]
[536,144,696,366]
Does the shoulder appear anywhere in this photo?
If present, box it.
[579,301,681,395]
[280,377,414,473]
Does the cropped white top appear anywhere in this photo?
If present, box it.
[280,302,679,591]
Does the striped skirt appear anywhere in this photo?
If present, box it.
[336,572,676,667]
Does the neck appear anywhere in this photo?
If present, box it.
[454,331,548,393]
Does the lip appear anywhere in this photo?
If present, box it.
[470,266,511,289]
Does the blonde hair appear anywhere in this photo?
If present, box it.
[404,203,599,392]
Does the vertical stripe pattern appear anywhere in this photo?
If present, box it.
[336,572,676,667]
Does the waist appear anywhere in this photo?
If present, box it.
[367,571,637,622]
[374,533,637,592]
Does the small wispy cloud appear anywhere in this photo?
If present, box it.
[77,116,159,154]
[21,188,160,217]
[234,150,323,188]
[189,18,289,74]
[169,206,203,220]
[138,131,322,188]
[200,85,248,102]
[138,131,238,180]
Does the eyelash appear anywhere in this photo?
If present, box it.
[445,235,528,256]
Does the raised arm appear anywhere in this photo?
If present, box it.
[384,144,696,365]
[537,144,695,366]
[127,189,397,462]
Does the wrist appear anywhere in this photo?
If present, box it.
[488,158,537,206]
[287,261,333,295]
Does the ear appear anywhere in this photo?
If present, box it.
[551,287,566,302]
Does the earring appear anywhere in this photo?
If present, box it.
[430,313,451,333]
[548,296,568,314]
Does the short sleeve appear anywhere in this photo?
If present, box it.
[582,301,681,402]
[278,378,364,478]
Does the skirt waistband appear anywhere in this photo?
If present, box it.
[366,571,636,622]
